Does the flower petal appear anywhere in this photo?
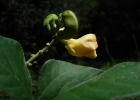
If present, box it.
[61,33,98,58]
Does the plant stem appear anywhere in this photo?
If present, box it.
[25,39,56,65]
[132,34,140,61]
[103,35,114,65]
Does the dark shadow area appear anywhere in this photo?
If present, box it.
[0,0,140,70]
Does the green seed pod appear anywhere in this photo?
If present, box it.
[43,14,58,33]
[57,10,79,39]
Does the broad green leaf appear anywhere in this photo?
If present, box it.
[53,62,140,100]
[0,36,32,100]
[35,59,103,100]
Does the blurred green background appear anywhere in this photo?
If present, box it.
[0,0,140,69]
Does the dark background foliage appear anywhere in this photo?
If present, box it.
[0,0,140,69]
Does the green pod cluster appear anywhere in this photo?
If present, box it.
[43,14,58,33]
[57,10,79,39]
[43,10,79,39]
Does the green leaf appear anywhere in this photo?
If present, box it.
[35,59,103,100]
[53,62,140,100]
[0,36,32,100]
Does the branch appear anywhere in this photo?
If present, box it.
[25,39,56,66]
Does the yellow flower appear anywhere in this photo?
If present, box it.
[61,34,98,58]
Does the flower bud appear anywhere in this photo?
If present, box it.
[43,14,58,33]
[61,34,98,58]
[56,10,78,39]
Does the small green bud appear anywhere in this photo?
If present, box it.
[56,10,79,39]
[31,54,35,57]
[43,14,58,33]
[28,63,32,67]
[46,42,50,46]
[39,50,43,55]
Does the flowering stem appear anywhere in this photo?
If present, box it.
[25,39,56,66]
[25,27,64,66]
